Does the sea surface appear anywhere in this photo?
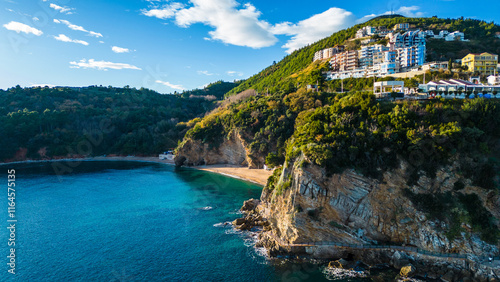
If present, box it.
[1,161,359,282]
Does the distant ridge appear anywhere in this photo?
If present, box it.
[368,14,406,21]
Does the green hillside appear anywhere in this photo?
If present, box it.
[0,82,237,161]
[178,16,500,197]
[227,16,500,96]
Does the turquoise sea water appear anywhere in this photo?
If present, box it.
[0,161,339,282]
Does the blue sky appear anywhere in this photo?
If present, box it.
[1,0,499,93]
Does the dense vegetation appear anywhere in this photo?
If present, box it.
[182,88,333,167]
[286,92,500,184]
[0,83,237,161]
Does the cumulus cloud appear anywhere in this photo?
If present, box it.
[272,8,356,54]
[227,70,243,76]
[49,3,74,14]
[357,6,424,24]
[3,21,43,36]
[53,19,103,38]
[54,34,89,45]
[70,59,141,70]
[142,3,184,19]
[143,0,277,48]
[155,80,185,91]
[141,1,423,53]
[393,6,424,17]
[111,46,130,53]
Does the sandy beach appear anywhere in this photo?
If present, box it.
[1,156,272,186]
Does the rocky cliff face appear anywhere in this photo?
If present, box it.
[175,130,263,168]
[251,153,500,279]
[258,154,499,254]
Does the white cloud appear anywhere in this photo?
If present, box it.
[197,70,216,76]
[226,70,243,76]
[53,19,103,38]
[155,80,185,91]
[111,46,130,53]
[3,21,43,36]
[88,31,102,37]
[272,8,356,54]
[141,2,423,53]
[49,3,74,14]
[143,0,277,48]
[356,14,378,24]
[358,6,424,24]
[142,3,184,19]
[393,6,424,17]
[54,34,89,45]
[69,59,142,70]
[33,17,39,21]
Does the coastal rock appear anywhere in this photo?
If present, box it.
[233,218,246,226]
[175,130,263,168]
[232,198,268,232]
[241,198,259,212]
[253,154,500,280]
[399,264,416,277]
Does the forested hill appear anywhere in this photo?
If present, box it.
[0,82,237,161]
[227,16,500,96]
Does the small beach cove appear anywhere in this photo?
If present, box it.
[1,155,272,186]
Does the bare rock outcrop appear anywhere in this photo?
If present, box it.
[254,153,500,280]
[175,130,263,168]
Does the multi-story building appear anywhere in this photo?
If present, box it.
[326,28,427,80]
[424,30,435,37]
[435,30,449,39]
[462,52,499,75]
[330,50,358,71]
[358,44,388,68]
[313,46,344,61]
[445,31,466,41]
[390,30,426,48]
[398,45,426,69]
[329,52,344,71]
[393,23,409,31]
[372,50,399,75]
[345,50,359,71]
[355,26,376,38]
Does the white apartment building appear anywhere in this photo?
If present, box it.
[355,26,376,38]
[389,30,426,48]
[398,45,426,68]
[445,31,466,41]
[325,29,427,80]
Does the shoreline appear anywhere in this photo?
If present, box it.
[0,156,271,186]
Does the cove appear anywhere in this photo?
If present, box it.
[0,161,335,281]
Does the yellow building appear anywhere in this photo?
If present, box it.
[462,52,498,75]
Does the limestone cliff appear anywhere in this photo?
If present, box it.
[175,130,263,168]
[251,153,500,279]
